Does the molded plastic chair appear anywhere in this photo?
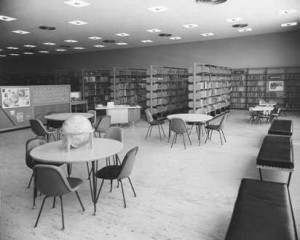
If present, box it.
[29,119,57,142]
[104,127,123,165]
[256,109,271,124]
[33,165,85,230]
[95,147,138,209]
[205,114,228,145]
[94,115,111,138]
[170,118,192,149]
[87,110,97,127]
[145,109,166,140]
[248,107,257,124]
[270,108,281,122]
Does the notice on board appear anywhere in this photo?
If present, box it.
[1,87,30,109]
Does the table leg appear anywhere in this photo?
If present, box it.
[198,123,201,145]
[87,160,98,215]
[168,120,171,143]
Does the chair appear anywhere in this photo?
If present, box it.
[145,109,166,140]
[205,114,228,145]
[87,110,97,128]
[29,119,57,142]
[256,109,271,124]
[270,108,281,122]
[170,118,192,149]
[94,115,111,138]
[33,164,85,230]
[95,147,138,208]
[188,108,207,135]
[248,107,257,123]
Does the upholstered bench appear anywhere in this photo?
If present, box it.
[225,178,298,240]
[256,135,294,186]
[268,119,293,136]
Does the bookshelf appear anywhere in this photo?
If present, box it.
[188,63,231,116]
[111,67,147,111]
[285,67,300,110]
[81,69,111,110]
[146,66,189,117]
[55,70,81,92]
[229,69,247,109]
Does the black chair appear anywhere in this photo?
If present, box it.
[145,109,166,140]
[205,114,228,145]
[95,147,138,208]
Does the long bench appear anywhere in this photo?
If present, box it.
[225,178,298,240]
[256,135,294,186]
[268,119,293,136]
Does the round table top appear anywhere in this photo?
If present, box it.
[167,113,213,123]
[252,106,274,112]
[44,112,93,121]
[30,138,123,164]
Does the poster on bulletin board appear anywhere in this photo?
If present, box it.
[1,87,30,108]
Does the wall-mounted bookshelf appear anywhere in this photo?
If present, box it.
[146,66,189,117]
[111,67,147,110]
[81,69,111,110]
[188,63,231,116]
[230,69,247,109]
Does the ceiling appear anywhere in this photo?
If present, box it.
[0,0,300,58]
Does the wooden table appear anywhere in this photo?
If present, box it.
[167,113,213,145]
[30,138,124,214]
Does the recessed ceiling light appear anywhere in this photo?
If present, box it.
[89,36,102,40]
[94,45,105,48]
[115,33,130,37]
[24,45,37,48]
[64,0,90,7]
[277,9,297,15]
[116,42,128,46]
[64,40,78,43]
[103,40,115,43]
[0,15,17,21]
[226,17,242,23]
[9,53,20,56]
[196,0,227,4]
[7,47,19,50]
[281,22,297,27]
[147,29,162,33]
[39,26,56,31]
[39,51,49,53]
[141,40,153,43]
[43,42,56,45]
[24,52,34,55]
[12,30,30,34]
[183,24,199,29]
[201,32,214,37]
[147,6,168,12]
[159,33,172,37]
[169,36,182,40]
[0,55,6,57]
[56,49,67,52]
[68,20,87,25]
[232,24,249,28]
[74,47,85,49]
[238,27,253,32]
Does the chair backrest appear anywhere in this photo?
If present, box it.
[218,114,228,130]
[87,110,97,126]
[196,108,207,114]
[145,109,154,122]
[26,138,47,169]
[170,118,188,134]
[96,115,111,133]
[34,165,73,196]
[118,147,139,180]
[104,126,123,142]
[29,119,48,137]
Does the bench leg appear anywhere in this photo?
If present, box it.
[259,168,263,181]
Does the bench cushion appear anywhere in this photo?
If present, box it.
[257,135,293,169]
[225,179,297,240]
[268,120,292,136]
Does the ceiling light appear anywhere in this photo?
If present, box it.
[226,17,242,23]
[159,33,172,37]
[0,55,7,57]
[0,15,17,21]
[7,47,19,50]
[68,20,87,25]
[74,47,85,49]
[277,9,297,15]
[201,32,214,37]
[116,42,128,45]
[43,42,56,45]
[281,22,297,27]
[141,40,153,43]
[147,29,162,33]
[56,49,67,52]
[12,30,30,34]
[196,0,227,4]
[94,45,105,48]
[24,45,37,48]
[9,53,19,56]
[64,40,78,43]
[24,52,34,55]
[38,51,49,53]
[89,36,102,40]
[115,33,130,37]
[147,6,168,12]
[64,0,90,7]
[183,24,198,28]
[169,37,182,40]
[238,27,253,32]
[39,26,56,30]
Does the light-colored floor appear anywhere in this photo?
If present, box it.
[0,110,299,240]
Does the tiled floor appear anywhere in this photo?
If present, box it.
[0,110,299,240]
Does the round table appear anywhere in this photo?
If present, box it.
[167,113,213,145]
[30,138,123,214]
[252,106,274,112]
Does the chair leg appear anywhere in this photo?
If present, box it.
[218,131,223,145]
[60,196,65,230]
[86,162,92,179]
[205,130,210,143]
[182,134,186,149]
[96,179,105,203]
[187,132,192,145]
[119,180,126,208]
[149,125,153,137]
[67,163,72,177]
[145,125,151,139]
[110,180,113,192]
[287,172,292,187]
[160,124,166,137]
[27,173,34,188]
[221,130,226,142]
[127,177,136,197]
[158,124,162,140]
[171,134,176,148]
[53,197,56,208]
[75,191,85,211]
[34,196,48,228]
[259,168,263,181]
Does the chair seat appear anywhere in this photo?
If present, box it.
[149,120,165,126]
[67,178,84,191]
[96,165,121,180]
[206,124,219,130]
